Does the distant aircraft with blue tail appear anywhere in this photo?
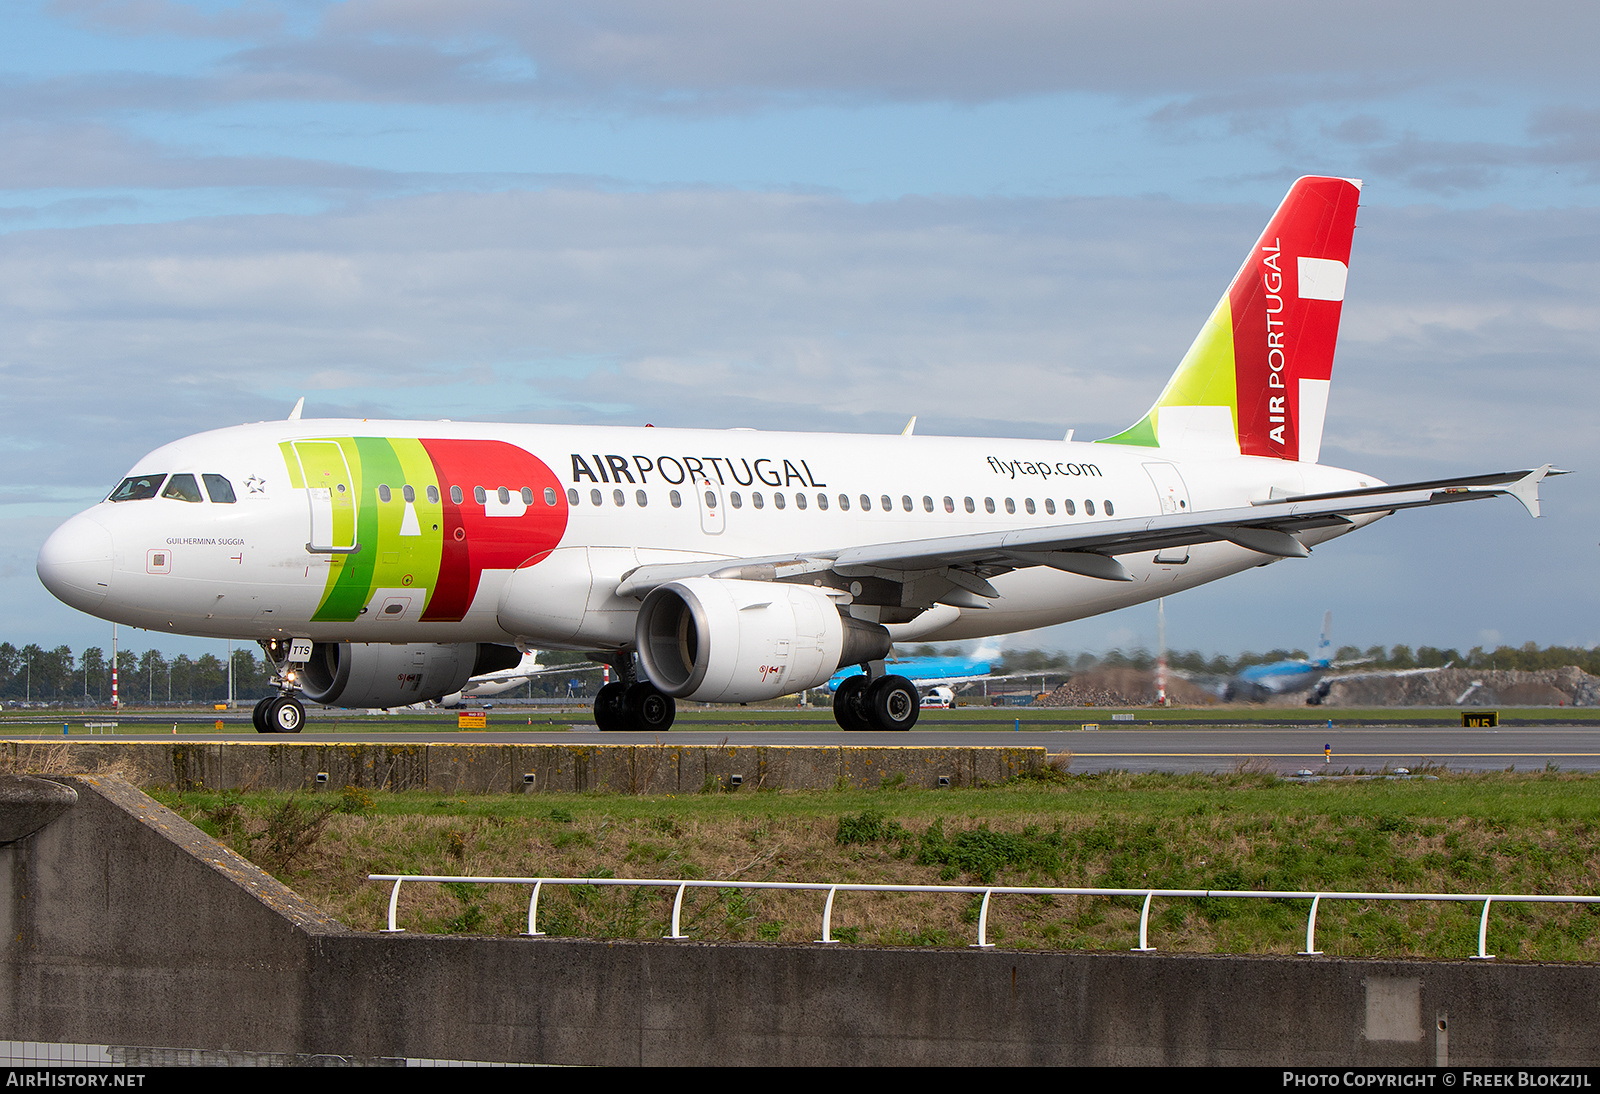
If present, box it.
[1193,612,1446,704]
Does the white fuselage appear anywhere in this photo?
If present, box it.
[37,418,1383,653]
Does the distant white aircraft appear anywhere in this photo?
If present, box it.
[436,649,600,708]
[38,176,1560,735]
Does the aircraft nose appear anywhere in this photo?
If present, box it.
[37,512,114,613]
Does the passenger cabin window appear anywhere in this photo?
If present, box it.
[568,488,580,506]
[795,493,807,510]
[752,492,764,509]
[1104,500,1115,516]
[1064,499,1076,515]
[1024,498,1036,515]
[880,495,892,512]
[498,487,511,505]
[1045,499,1056,515]
[944,497,954,513]
[671,490,682,508]
[427,486,440,504]
[860,495,871,512]
[450,486,463,504]
[636,490,648,507]
[161,474,203,503]
[817,493,829,511]
[202,474,236,504]
[1004,498,1016,515]
[923,496,934,513]
[473,486,486,505]
[1085,500,1096,516]
[730,491,743,508]
[838,494,850,511]
[544,487,557,506]
[403,485,416,503]
[378,485,392,503]
[615,489,626,507]
[984,497,996,514]
[774,493,786,510]
[109,474,166,502]
[590,489,603,506]
[964,497,975,513]
[520,487,533,505]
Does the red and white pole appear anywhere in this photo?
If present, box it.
[1155,598,1167,707]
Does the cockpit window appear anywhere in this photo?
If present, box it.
[161,474,204,503]
[108,474,165,502]
[202,474,236,504]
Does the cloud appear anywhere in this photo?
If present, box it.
[26,2,1600,113]
[0,122,396,191]
[49,0,287,39]
[2,182,1595,651]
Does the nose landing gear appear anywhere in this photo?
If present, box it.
[252,694,306,734]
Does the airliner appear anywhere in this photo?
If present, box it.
[435,649,600,709]
[36,177,1560,734]
[826,655,1003,694]
[1182,611,1449,704]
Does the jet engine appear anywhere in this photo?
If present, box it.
[635,578,891,704]
[297,642,521,708]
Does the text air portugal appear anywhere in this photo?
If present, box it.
[1230,178,1358,463]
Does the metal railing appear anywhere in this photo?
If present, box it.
[368,873,1600,958]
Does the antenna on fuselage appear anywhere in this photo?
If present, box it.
[287,397,305,421]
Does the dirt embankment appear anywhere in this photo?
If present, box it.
[1034,667,1217,707]
[1325,666,1600,707]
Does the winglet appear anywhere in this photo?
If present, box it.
[1504,464,1554,518]
[287,397,305,421]
[901,416,917,436]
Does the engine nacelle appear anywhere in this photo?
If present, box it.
[636,578,891,703]
[298,642,520,708]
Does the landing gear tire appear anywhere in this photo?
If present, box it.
[252,696,273,733]
[594,681,628,731]
[832,675,873,731]
[623,682,676,732]
[266,695,305,733]
[866,675,919,731]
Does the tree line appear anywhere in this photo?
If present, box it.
[940,642,1600,679]
[0,643,610,707]
[0,643,276,705]
[2,639,1594,707]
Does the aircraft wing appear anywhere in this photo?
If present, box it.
[1326,664,1453,683]
[894,671,1053,689]
[616,466,1560,604]
[470,661,601,686]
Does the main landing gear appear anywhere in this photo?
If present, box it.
[832,673,920,732]
[252,693,306,734]
[593,668,677,732]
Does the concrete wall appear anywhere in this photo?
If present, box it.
[3,775,1599,1066]
[0,740,1046,793]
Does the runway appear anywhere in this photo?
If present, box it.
[17,712,1600,774]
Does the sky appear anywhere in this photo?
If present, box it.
[1,0,1597,662]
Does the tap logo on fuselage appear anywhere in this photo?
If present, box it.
[281,437,568,623]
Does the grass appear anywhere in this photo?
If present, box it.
[149,766,1600,961]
